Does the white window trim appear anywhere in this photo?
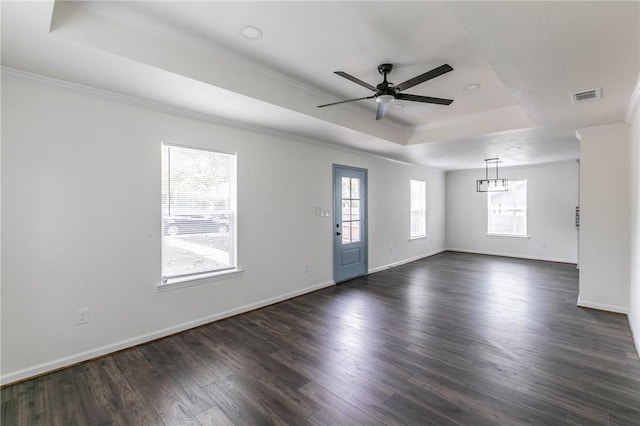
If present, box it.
[486,233,530,239]
[487,179,528,238]
[158,268,244,292]
[160,142,238,289]
[410,179,427,239]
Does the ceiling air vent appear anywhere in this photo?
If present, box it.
[571,88,601,104]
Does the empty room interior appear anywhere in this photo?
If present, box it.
[2,1,640,424]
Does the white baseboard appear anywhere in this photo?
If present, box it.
[368,248,446,274]
[0,280,335,386]
[446,248,577,264]
[577,297,629,315]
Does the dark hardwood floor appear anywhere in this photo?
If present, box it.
[3,252,640,425]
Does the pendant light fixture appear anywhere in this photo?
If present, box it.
[476,158,508,192]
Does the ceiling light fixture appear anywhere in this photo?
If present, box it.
[241,26,263,39]
[506,146,521,151]
[463,83,481,91]
[376,94,395,104]
[476,158,509,192]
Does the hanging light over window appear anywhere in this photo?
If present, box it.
[476,158,509,192]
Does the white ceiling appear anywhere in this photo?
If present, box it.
[2,1,638,170]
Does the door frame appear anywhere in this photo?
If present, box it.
[333,164,368,283]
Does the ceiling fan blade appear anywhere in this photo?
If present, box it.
[334,71,377,92]
[317,95,375,108]
[375,102,389,120]
[395,64,453,92]
[395,93,454,105]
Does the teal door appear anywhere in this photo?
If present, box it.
[333,165,368,283]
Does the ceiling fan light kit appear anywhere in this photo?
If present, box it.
[477,158,509,192]
[376,94,395,104]
[318,63,454,120]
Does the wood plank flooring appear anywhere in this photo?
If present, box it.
[2,252,640,425]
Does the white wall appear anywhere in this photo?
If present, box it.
[0,76,446,384]
[577,123,631,314]
[446,161,579,263]
[629,93,640,355]
[368,161,446,272]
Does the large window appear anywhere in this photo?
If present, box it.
[410,179,426,239]
[487,180,527,237]
[161,144,236,285]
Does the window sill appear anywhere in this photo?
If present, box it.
[486,233,530,239]
[158,268,243,292]
[409,235,427,241]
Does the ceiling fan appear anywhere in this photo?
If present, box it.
[318,63,454,120]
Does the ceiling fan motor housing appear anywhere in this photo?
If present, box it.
[377,63,393,75]
[376,64,396,96]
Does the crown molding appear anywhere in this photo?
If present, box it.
[1,66,419,169]
[575,122,629,141]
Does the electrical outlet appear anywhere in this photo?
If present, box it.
[303,263,310,273]
[389,246,393,253]
[76,308,89,325]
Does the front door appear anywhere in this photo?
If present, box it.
[333,165,368,283]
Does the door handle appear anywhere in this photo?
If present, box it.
[336,232,341,236]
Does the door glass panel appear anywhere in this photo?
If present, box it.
[340,176,362,245]
[342,225,351,244]
[351,200,360,221]
[350,221,360,242]
[351,179,360,199]
[342,177,351,199]
[342,200,351,221]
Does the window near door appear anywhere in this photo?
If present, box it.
[487,179,527,237]
[410,179,426,239]
[161,143,237,286]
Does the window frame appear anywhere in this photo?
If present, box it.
[486,179,528,238]
[409,179,427,240]
[160,142,239,289]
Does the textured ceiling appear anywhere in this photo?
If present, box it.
[2,1,638,170]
